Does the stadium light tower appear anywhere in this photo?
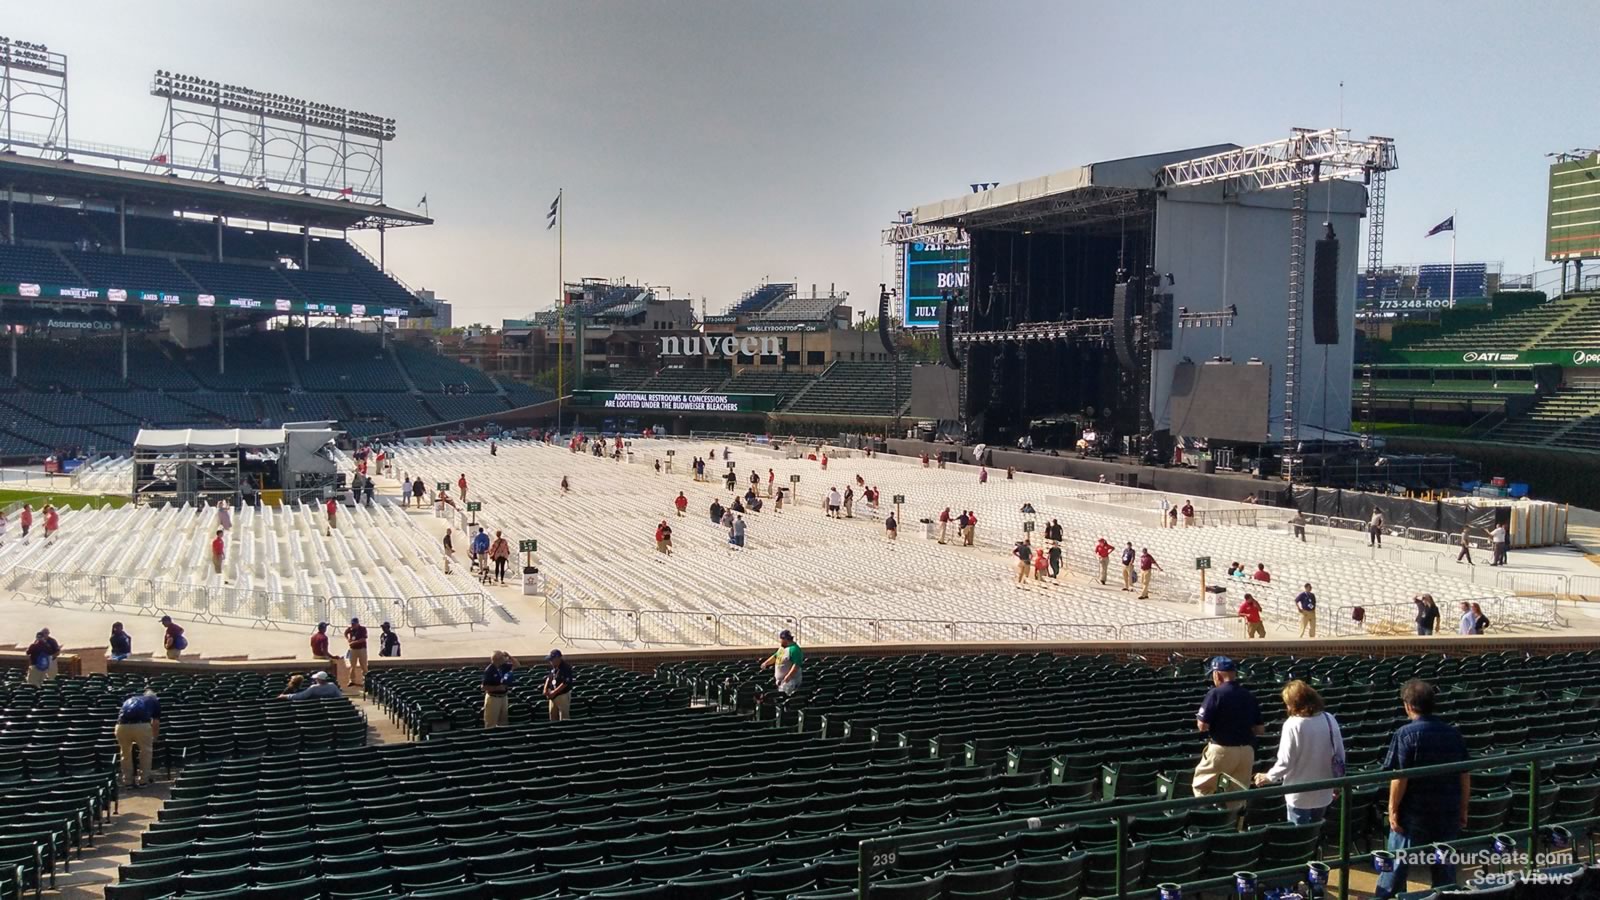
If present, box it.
[0,37,70,157]
[1158,128,1398,446]
[148,69,396,202]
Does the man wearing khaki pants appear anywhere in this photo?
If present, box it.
[344,618,369,688]
[543,649,575,721]
[1192,657,1264,815]
[115,689,161,788]
[482,651,517,728]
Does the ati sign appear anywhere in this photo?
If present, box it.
[659,335,783,358]
[1397,349,1600,368]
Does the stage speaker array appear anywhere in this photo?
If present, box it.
[1150,292,1175,350]
[939,298,961,370]
[1312,222,1340,345]
[1111,278,1138,372]
[878,288,896,357]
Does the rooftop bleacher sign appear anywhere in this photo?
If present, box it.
[0,280,407,319]
[659,335,783,358]
[569,390,777,414]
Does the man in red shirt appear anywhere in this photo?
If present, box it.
[1238,593,1266,638]
[674,492,688,518]
[310,622,341,685]
[963,511,977,546]
[1094,538,1114,585]
[325,496,338,536]
[42,504,58,542]
[1137,548,1162,599]
[19,503,31,540]
[937,507,951,544]
[1252,564,1271,583]
[458,474,468,502]
[344,618,368,687]
[160,615,186,660]
[210,529,225,579]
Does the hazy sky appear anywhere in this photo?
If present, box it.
[12,1,1598,323]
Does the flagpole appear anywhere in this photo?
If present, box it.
[1449,210,1457,309]
[556,188,565,434]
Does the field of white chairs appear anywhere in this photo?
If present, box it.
[387,437,1561,647]
[0,497,493,629]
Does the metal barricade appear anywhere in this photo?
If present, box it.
[950,620,1040,642]
[637,610,719,646]
[1033,623,1118,642]
[875,618,955,644]
[556,606,641,643]
[329,595,405,629]
[1494,570,1570,598]
[1569,575,1600,600]
[799,616,879,645]
[717,613,800,647]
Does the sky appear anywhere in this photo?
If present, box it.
[11,1,1599,324]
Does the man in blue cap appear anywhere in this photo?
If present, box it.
[543,649,575,721]
[1192,656,1263,812]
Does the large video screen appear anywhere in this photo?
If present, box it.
[903,237,970,328]
[1548,153,1600,261]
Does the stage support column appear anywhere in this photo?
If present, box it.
[5,184,13,244]
[118,197,127,254]
[305,317,311,362]
[121,327,128,381]
[215,216,224,261]
[302,223,311,269]
[378,223,386,270]
[218,313,226,376]
[9,330,15,379]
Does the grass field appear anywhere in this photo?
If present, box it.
[0,488,130,510]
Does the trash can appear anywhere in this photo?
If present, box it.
[922,518,936,540]
[522,569,546,596]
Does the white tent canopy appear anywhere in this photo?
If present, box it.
[134,428,291,452]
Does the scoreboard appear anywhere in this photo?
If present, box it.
[902,237,970,328]
[1547,152,1600,261]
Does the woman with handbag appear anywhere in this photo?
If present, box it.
[1253,680,1346,824]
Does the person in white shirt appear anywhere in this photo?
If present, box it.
[1253,680,1346,824]
[1489,524,1509,566]
[1458,601,1477,635]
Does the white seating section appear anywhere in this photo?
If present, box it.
[382,438,1552,646]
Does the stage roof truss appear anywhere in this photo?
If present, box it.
[1157,128,1397,192]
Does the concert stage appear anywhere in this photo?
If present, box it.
[902,131,1395,456]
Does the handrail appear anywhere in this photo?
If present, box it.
[856,739,1600,900]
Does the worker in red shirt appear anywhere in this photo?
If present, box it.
[344,618,368,687]
[1252,564,1272,583]
[325,496,338,536]
[210,529,225,579]
[457,474,468,502]
[42,504,58,542]
[938,507,951,544]
[1094,537,1114,585]
[19,503,32,540]
[1238,593,1266,638]
[310,622,341,685]
[673,492,688,518]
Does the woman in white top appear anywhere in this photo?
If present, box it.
[1253,680,1346,824]
[1458,601,1477,635]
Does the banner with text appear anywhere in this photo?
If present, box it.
[569,390,777,413]
[1394,349,1600,367]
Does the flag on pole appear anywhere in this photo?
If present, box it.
[150,152,168,165]
[417,194,427,207]
[546,193,561,230]
[1426,216,1454,237]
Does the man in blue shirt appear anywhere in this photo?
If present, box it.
[1192,656,1264,814]
[278,671,344,700]
[1376,679,1470,898]
[543,650,575,721]
[1295,583,1318,638]
[115,689,161,788]
[470,528,491,574]
[482,650,518,728]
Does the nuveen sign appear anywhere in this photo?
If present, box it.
[659,335,783,358]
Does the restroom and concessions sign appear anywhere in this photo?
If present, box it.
[569,390,777,413]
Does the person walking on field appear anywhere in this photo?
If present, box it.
[1238,593,1266,638]
[655,520,673,556]
[938,507,951,544]
[1121,542,1137,591]
[1192,656,1264,814]
[1456,526,1474,565]
[210,529,227,582]
[1048,541,1062,580]
[488,531,511,584]
[674,492,688,518]
[1295,583,1318,638]
[457,474,468,503]
[1369,510,1384,547]
[1490,522,1509,566]
[19,503,31,540]
[884,511,898,542]
[1095,537,1113,585]
[964,511,977,546]
[324,496,338,536]
[42,504,58,542]
[1032,547,1048,582]
[344,618,368,687]
[412,478,426,508]
[1137,547,1162,599]
[1013,539,1033,586]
